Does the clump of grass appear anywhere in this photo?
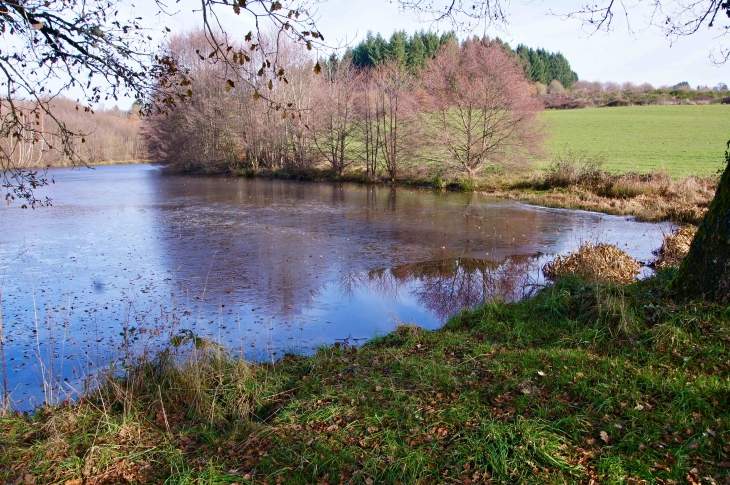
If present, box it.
[542,149,605,188]
[653,225,697,269]
[99,338,266,429]
[543,242,641,284]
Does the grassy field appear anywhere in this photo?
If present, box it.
[2,270,729,484]
[544,105,730,177]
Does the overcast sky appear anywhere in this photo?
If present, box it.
[110,0,728,108]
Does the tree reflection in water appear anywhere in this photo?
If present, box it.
[339,255,545,322]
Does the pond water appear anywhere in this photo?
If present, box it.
[0,164,672,409]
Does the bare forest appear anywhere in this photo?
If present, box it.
[3,98,143,169]
[143,32,544,180]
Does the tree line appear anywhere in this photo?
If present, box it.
[348,31,579,89]
[143,31,544,181]
[3,98,143,169]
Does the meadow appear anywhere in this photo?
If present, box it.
[544,104,730,177]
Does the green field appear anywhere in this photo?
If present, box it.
[544,105,730,177]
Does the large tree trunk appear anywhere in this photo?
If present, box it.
[672,145,730,302]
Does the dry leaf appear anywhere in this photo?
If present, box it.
[375,385,382,392]
[65,480,83,485]
[537,371,546,377]
[599,431,610,443]
[635,403,644,411]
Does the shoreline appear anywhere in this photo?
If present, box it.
[2,270,728,484]
[209,166,718,225]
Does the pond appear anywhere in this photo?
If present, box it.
[0,164,672,409]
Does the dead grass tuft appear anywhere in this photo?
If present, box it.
[653,225,697,269]
[543,242,641,284]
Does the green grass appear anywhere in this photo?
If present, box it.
[2,271,729,484]
[544,105,730,177]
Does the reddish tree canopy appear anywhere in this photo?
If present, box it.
[423,39,544,176]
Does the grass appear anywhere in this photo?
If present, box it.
[2,271,729,484]
[544,105,730,177]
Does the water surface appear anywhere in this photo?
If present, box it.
[0,164,671,408]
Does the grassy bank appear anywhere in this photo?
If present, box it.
[544,105,730,177]
[2,271,729,484]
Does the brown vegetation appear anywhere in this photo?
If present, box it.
[2,98,143,168]
[653,225,697,269]
[543,242,641,284]
[493,153,718,224]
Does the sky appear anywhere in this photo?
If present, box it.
[105,0,729,108]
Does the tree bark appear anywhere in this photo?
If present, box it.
[672,144,730,302]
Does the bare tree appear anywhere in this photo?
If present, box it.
[144,29,319,175]
[373,61,420,183]
[354,72,384,182]
[423,39,544,177]
[311,58,358,176]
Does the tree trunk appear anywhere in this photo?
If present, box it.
[672,145,730,302]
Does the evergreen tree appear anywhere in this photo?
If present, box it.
[420,31,441,59]
[388,31,408,66]
[350,30,578,88]
[407,35,427,69]
[528,50,549,85]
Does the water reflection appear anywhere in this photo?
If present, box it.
[0,165,673,409]
[339,256,544,322]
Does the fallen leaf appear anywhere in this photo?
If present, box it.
[367,426,378,433]
[634,403,644,411]
[600,431,610,444]
[65,480,83,485]
[375,386,382,392]
[537,371,546,377]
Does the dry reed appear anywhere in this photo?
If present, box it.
[543,242,641,284]
[653,225,697,269]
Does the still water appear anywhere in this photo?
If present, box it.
[1,164,671,408]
